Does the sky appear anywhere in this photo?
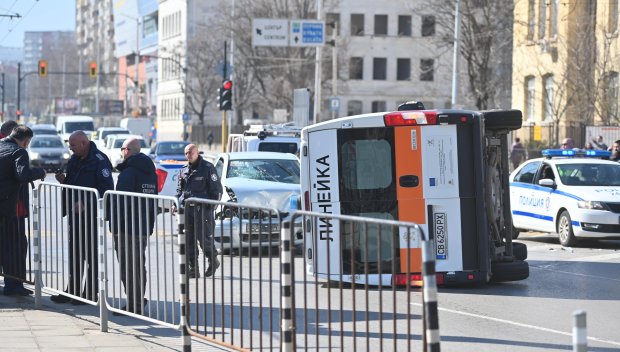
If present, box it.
[0,0,75,48]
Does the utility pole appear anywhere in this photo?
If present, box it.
[1,72,4,122]
[331,21,338,120]
[16,62,21,120]
[313,0,323,124]
[451,0,461,108]
[135,17,140,115]
[62,55,66,114]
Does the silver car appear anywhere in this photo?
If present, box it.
[28,135,70,171]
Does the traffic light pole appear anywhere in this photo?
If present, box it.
[16,62,21,118]
[221,42,228,152]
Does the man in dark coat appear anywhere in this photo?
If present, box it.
[111,137,157,314]
[51,131,113,304]
[0,125,46,295]
[173,144,222,278]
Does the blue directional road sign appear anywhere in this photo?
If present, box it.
[289,20,325,47]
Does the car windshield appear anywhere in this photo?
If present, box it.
[65,121,94,132]
[101,129,129,139]
[31,138,64,148]
[157,142,188,155]
[113,138,147,148]
[227,159,300,184]
[32,128,56,135]
[557,163,620,186]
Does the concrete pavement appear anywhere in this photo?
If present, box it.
[0,284,228,351]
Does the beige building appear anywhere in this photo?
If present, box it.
[512,1,620,148]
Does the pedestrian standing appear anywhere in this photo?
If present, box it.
[561,137,575,150]
[510,137,527,170]
[592,135,608,150]
[172,144,222,278]
[611,140,620,162]
[111,138,157,315]
[51,131,113,304]
[207,130,214,150]
[0,125,45,296]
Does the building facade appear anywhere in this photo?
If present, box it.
[512,1,620,148]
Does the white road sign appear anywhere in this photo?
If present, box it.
[290,20,325,47]
[252,19,289,47]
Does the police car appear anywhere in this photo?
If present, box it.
[510,149,620,246]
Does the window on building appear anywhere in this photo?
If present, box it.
[421,16,435,37]
[420,59,434,81]
[607,72,619,121]
[609,0,619,33]
[396,58,410,80]
[550,0,558,38]
[348,100,363,115]
[373,58,387,80]
[371,101,387,113]
[349,57,363,79]
[398,15,412,36]
[543,74,554,121]
[374,15,388,36]
[527,0,536,41]
[525,76,536,120]
[351,14,364,36]
[326,13,340,36]
[143,14,158,36]
[538,0,547,40]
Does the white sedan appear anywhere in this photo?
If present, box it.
[212,152,302,252]
[510,149,620,246]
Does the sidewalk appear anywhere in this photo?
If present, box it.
[0,285,228,351]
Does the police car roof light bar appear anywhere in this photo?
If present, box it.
[541,149,612,158]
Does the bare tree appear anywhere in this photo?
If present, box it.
[423,0,514,110]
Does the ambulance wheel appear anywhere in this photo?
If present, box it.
[512,242,527,261]
[511,223,521,239]
[490,260,529,282]
[557,210,578,247]
[483,110,523,131]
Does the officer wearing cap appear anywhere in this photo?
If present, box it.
[172,144,222,278]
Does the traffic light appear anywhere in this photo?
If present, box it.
[89,61,97,78]
[218,80,233,111]
[38,60,47,77]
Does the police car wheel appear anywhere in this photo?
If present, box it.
[490,260,529,282]
[512,242,527,261]
[557,210,578,247]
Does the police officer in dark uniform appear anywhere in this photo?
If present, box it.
[51,131,114,304]
[111,137,157,314]
[173,143,222,278]
[0,125,46,296]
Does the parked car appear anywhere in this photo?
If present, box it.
[91,127,130,149]
[30,124,58,136]
[103,134,148,169]
[510,149,620,246]
[149,141,189,164]
[211,152,302,252]
[27,135,70,171]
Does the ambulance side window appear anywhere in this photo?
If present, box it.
[340,139,392,190]
[513,161,541,184]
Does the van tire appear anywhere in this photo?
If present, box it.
[512,242,527,261]
[483,110,523,131]
[490,260,529,282]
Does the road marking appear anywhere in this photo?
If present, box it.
[565,252,620,262]
[411,303,620,347]
[529,265,620,283]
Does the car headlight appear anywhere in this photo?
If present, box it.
[63,152,70,159]
[30,152,40,160]
[577,201,608,210]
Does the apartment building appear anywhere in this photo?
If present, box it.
[512,1,620,147]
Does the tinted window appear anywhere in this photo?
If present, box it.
[257,142,298,154]
[513,161,541,183]
[65,121,95,133]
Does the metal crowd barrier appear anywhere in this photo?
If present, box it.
[179,199,438,352]
[33,183,101,306]
[182,197,283,351]
[101,191,181,329]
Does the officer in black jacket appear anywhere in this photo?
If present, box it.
[173,144,222,278]
[0,125,45,296]
[111,137,157,314]
[51,131,114,304]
